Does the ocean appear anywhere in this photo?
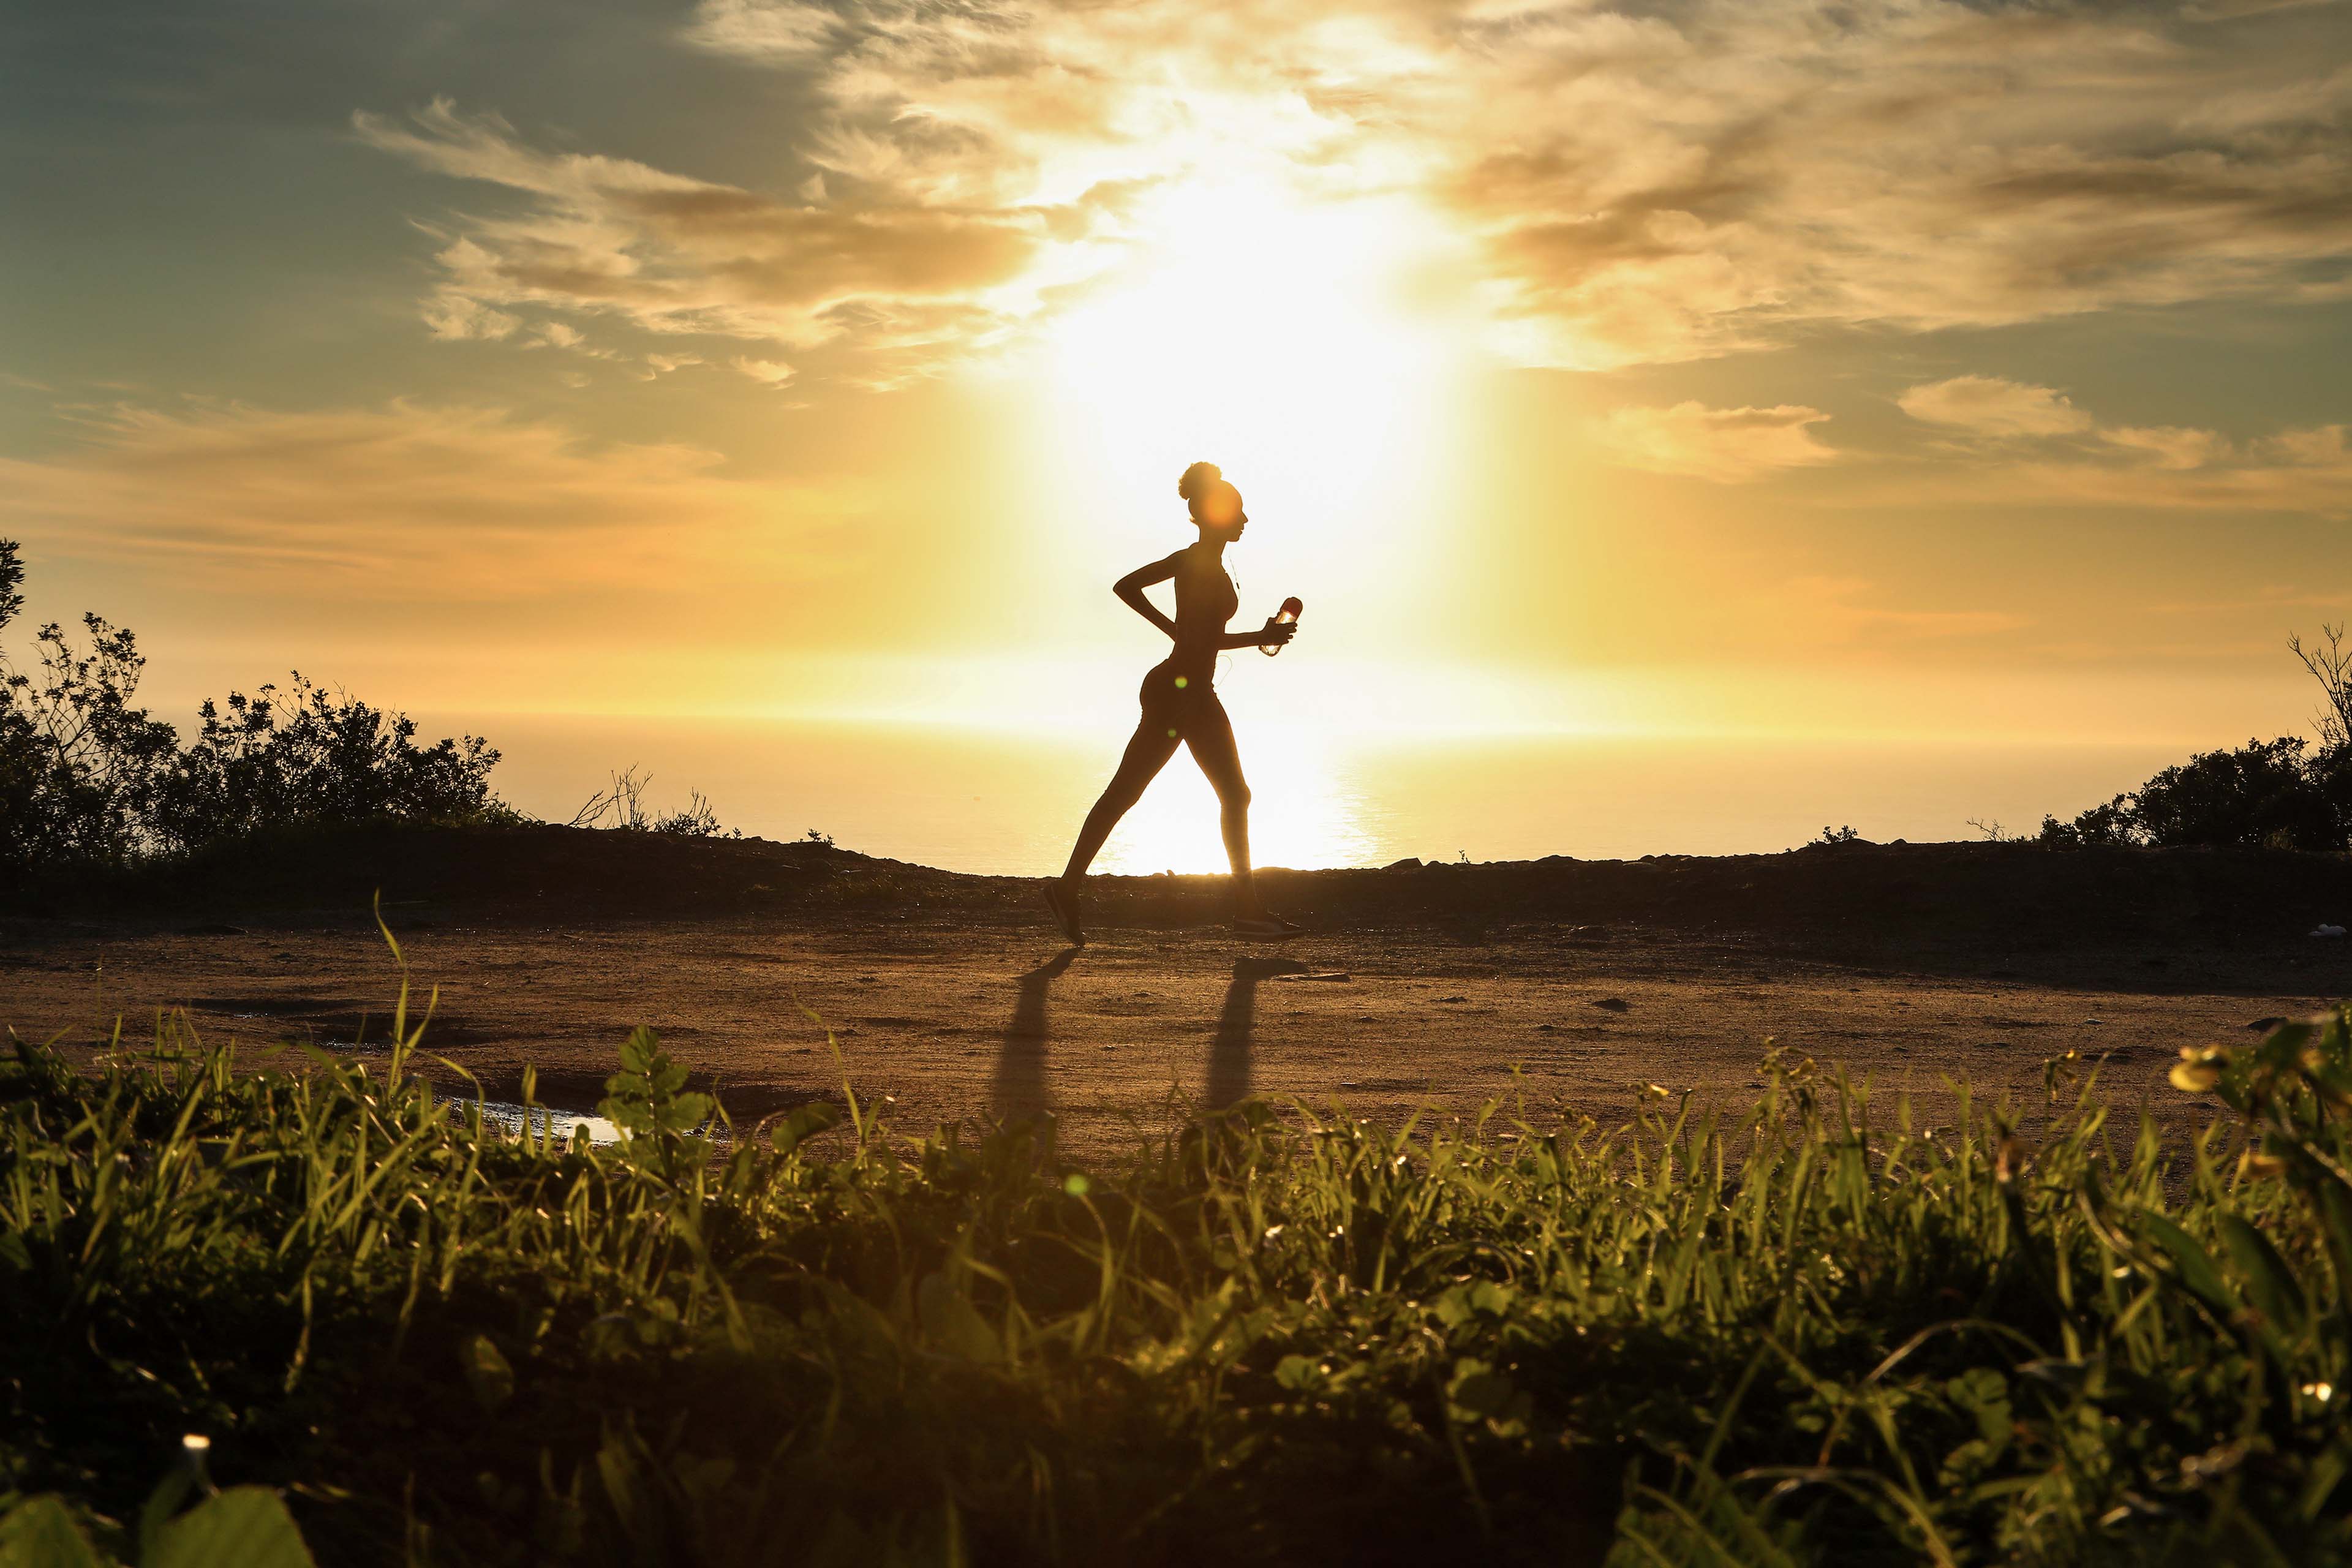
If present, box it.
[442,712,2187,878]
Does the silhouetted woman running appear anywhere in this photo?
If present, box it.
[1044,461,1302,945]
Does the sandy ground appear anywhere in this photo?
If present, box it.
[7,901,2342,1158]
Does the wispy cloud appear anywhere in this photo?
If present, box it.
[2179,0,2340,24]
[1598,401,1836,482]
[354,99,1070,377]
[1442,0,2352,364]
[680,0,842,59]
[420,292,518,342]
[2100,425,2229,470]
[732,356,797,388]
[1898,377,2094,439]
[1885,373,2351,513]
[1998,424,2352,514]
[0,399,858,600]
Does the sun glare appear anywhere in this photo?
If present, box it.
[1029,175,1476,873]
[1092,720,1374,876]
[1045,176,1461,564]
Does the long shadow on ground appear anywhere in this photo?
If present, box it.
[993,946,1079,1121]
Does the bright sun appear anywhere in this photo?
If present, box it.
[1045,176,1458,558]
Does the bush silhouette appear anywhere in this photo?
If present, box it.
[0,539,506,872]
[2037,624,2352,852]
[2041,734,2352,851]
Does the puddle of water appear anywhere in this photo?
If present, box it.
[457,1099,625,1146]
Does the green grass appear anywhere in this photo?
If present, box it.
[6,943,2352,1566]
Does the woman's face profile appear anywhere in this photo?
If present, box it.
[1197,484,1247,538]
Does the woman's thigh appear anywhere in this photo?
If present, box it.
[1104,714,1182,798]
[1183,693,1249,802]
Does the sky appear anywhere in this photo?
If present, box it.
[5,0,2352,767]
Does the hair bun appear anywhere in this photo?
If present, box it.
[1177,461,1221,502]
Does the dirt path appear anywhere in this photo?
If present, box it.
[6,908,2335,1158]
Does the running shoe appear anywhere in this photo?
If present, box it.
[1042,881,1087,946]
[1234,911,1304,940]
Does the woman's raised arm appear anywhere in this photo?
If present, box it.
[1113,554,1180,640]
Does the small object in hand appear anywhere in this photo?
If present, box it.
[1261,596,1303,655]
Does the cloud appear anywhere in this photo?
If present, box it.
[1898,377,2094,438]
[354,99,1057,373]
[1872,414,2352,514]
[420,292,518,341]
[363,0,2352,380]
[680,0,842,59]
[2180,60,2352,131]
[1438,0,2352,364]
[733,356,797,387]
[1991,428,2352,514]
[1597,401,1836,482]
[1873,372,2350,511]
[2101,425,2228,470]
[2180,0,2340,23]
[0,400,856,603]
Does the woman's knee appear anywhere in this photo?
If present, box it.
[1093,778,1145,818]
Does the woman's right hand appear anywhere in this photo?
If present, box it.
[1256,617,1297,648]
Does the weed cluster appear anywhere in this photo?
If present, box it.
[567,765,736,839]
[6,979,2352,1564]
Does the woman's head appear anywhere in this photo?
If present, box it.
[1178,461,1246,538]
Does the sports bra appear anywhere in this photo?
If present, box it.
[1172,546,1239,625]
